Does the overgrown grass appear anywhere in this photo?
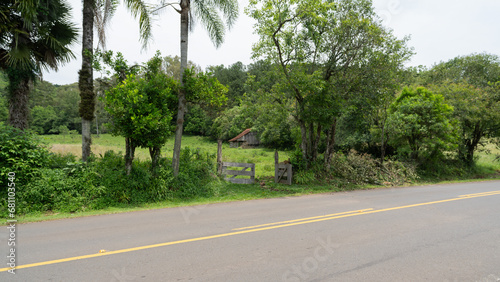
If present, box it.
[42,134,290,177]
[13,182,342,223]
[5,134,498,224]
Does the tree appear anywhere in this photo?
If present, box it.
[162,55,201,81]
[423,54,500,165]
[207,62,247,107]
[103,52,227,173]
[387,87,457,164]
[153,0,239,176]
[431,82,500,165]
[31,106,58,134]
[247,0,411,168]
[104,54,178,173]
[79,0,153,162]
[0,0,77,130]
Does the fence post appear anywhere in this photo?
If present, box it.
[274,150,279,183]
[217,139,223,175]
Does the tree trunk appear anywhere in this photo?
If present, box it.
[81,119,92,161]
[312,123,321,161]
[308,122,314,161]
[299,119,309,169]
[172,0,190,176]
[380,119,387,164]
[217,139,223,175]
[463,123,483,166]
[324,118,337,171]
[150,146,161,173]
[125,137,136,175]
[7,75,31,130]
[79,0,95,162]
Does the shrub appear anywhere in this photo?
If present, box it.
[0,122,50,191]
[329,150,418,186]
[1,147,224,216]
[18,167,106,214]
[387,87,457,164]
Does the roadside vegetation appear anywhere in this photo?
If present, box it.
[1,0,499,222]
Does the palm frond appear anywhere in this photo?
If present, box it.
[94,0,119,49]
[192,0,225,48]
[15,0,38,29]
[123,0,153,49]
[1,0,77,73]
[209,0,239,28]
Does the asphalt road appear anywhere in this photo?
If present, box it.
[1,181,500,281]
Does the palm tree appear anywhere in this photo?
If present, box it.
[0,0,77,130]
[79,0,153,162]
[153,0,239,176]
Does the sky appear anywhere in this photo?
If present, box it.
[42,0,500,85]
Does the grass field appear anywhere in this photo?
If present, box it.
[41,134,291,178]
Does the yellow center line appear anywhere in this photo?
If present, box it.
[459,191,500,198]
[1,190,499,273]
[232,209,373,231]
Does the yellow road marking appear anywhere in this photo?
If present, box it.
[1,190,499,273]
[232,209,373,230]
[459,191,500,198]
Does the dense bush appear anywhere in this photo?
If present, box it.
[0,122,50,191]
[291,147,418,186]
[329,150,418,186]
[387,87,457,164]
[0,146,221,216]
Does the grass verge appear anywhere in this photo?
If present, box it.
[6,134,499,224]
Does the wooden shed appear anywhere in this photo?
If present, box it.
[229,128,259,148]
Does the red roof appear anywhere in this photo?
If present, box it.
[229,128,252,142]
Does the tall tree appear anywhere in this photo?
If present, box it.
[153,0,239,176]
[247,0,411,169]
[79,0,153,161]
[424,53,500,165]
[0,0,77,130]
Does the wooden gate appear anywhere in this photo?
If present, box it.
[275,163,292,185]
[222,162,255,184]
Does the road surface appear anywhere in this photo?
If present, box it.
[1,181,500,281]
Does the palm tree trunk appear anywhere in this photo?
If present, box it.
[79,0,95,162]
[172,0,189,176]
[7,75,32,130]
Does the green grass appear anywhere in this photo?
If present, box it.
[41,134,290,178]
[476,142,500,172]
[13,181,343,224]
[13,134,498,224]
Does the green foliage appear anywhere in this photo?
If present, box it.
[424,53,500,88]
[103,54,178,155]
[387,87,457,164]
[0,147,221,216]
[184,104,213,136]
[160,147,220,199]
[0,122,50,192]
[183,68,228,107]
[211,106,253,140]
[30,105,58,134]
[421,54,500,166]
[0,76,7,122]
[18,168,106,213]
[0,0,78,72]
[247,0,412,165]
[207,62,247,107]
[431,82,500,164]
[292,148,418,186]
[329,151,418,186]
